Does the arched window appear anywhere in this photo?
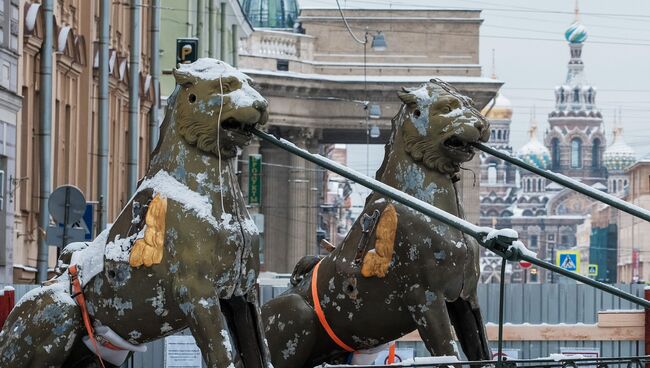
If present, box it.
[592,139,600,168]
[551,138,560,170]
[571,138,582,168]
[487,164,497,185]
[612,180,617,193]
[573,88,580,105]
[497,130,502,140]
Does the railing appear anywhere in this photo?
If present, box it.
[249,127,650,367]
[239,29,314,61]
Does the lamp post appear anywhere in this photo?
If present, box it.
[335,0,387,174]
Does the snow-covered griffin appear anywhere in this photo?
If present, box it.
[0,59,272,368]
[261,79,492,367]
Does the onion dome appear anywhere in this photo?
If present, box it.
[240,0,299,29]
[481,93,512,120]
[565,21,588,44]
[603,127,636,171]
[518,124,551,169]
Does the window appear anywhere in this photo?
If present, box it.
[530,235,538,249]
[592,139,600,168]
[571,138,582,168]
[487,164,497,185]
[551,138,560,170]
[613,180,617,193]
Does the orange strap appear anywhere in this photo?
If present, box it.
[387,341,396,364]
[311,261,355,352]
[69,265,107,368]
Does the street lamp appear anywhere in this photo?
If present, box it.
[335,0,388,172]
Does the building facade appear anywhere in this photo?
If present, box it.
[238,6,501,272]
[617,158,650,282]
[158,0,253,94]
[13,1,156,282]
[478,13,633,283]
[0,0,21,283]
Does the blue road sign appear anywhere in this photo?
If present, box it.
[557,251,579,272]
[82,203,94,240]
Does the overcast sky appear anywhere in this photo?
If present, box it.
[299,0,650,157]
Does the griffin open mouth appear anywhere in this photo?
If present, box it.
[443,136,474,154]
[221,117,253,138]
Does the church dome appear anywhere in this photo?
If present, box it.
[604,127,636,171]
[482,93,512,120]
[565,21,588,44]
[517,124,551,169]
[240,0,299,29]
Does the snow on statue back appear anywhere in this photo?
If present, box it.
[261,79,492,367]
[0,58,272,368]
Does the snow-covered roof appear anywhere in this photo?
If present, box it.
[238,68,500,85]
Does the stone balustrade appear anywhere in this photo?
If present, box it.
[240,29,314,61]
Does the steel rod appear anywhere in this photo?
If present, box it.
[474,142,650,223]
[251,128,650,308]
[518,253,650,307]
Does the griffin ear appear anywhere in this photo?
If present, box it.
[398,87,418,105]
[173,68,199,87]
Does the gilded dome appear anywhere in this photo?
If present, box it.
[517,124,551,169]
[482,93,512,120]
[604,127,636,171]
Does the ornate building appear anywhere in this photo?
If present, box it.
[544,17,606,186]
[14,1,157,282]
[0,0,21,283]
[478,11,631,283]
[603,126,635,195]
[479,93,517,219]
[238,6,502,272]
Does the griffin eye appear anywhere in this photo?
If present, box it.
[413,109,421,118]
[188,94,197,103]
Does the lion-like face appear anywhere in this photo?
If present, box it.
[397,80,490,174]
[172,59,268,158]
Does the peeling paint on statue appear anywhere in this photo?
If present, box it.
[0,59,271,368]
[262,79,492,367]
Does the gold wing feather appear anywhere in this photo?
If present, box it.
[129,194,167,267]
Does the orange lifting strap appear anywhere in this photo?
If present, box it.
[311,260,355,353]
[69,265,109,368]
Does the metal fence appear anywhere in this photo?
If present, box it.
[3,281,644,366]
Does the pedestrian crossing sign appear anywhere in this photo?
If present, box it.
[588,264,598,276]
[556,250,580,273]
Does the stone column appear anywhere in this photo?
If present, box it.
[286,128,316,270]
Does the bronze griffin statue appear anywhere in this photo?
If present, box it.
[262,79,492,367]
[0,59,271,368]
